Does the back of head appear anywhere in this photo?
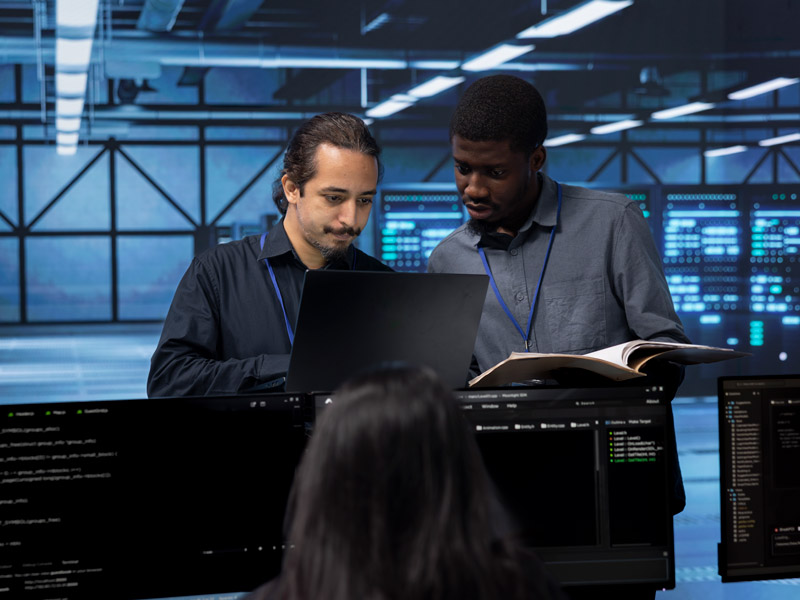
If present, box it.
[272,112,383,214]
[278,365,525,600]
[450,75,548,155]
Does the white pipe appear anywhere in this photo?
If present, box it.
[0,34,463,70]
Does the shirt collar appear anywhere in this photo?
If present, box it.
[257,219,294,261]
[519,172,559,233]
[256,218,354,269]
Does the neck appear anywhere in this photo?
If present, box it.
[283,209,326,269]
[498,172,542,236]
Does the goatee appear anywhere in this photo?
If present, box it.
[466,218,497,236]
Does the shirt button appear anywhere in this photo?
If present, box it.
[510,249,518,256]
[515,292,525,302]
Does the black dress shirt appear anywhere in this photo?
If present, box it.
[147,221,391,397]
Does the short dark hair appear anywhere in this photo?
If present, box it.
[272,112,383,214]
[450,74,548,155]
[275,365,538,600]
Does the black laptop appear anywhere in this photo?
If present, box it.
[284,270,489,392]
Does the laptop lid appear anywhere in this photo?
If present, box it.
[284,271,488,392]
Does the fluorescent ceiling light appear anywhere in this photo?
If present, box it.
[57,0,99,28]
[590,119,643,135]
[407,75,465,98]
[409,60,462,70]
[365,94,417,118]
[57,97,85,117]
[758,132,800,147]
[56,117,82,132]
[56,117,81,131]
[56,71,88,96]
[704,145,747,158]
[267,57,407,69]
[728,77,800,101]
[517,0,633,39]
[56,37,94,69]
[547,133,587,147]
[651,102,715,120]
[57,143,78,156]
[362,12,390,34]
[57,132,80,145]
[461,44,535,72]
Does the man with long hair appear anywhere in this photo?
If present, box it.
[246,365,566,600]
[148,113,391,397]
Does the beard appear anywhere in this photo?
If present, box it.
[466,217,498,237]
[305,225,361,264]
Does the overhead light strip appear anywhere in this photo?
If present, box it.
[758,132,800,147]
[517,0,633,39]
[704,145,747,158]
[728,77,800,101]
[547,133,587,147]
[407,75,465,98]
[651,102,716,120]
[55,0,99,155]
[590,119,643,135]
[461,44,535,72]
[365,95,417,118]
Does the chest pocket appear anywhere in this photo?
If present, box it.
[544,278,606,354]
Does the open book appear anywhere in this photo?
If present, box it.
[469,340,751,388]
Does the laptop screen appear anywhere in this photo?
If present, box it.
[285,271,488,392]
[718,375,800,582]
[0,394,308,600]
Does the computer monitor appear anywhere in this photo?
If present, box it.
[718,374,800,582]
[314,384,676,589]
[376,183,464,272]
[454,385,676,589]
[0,393,309,600]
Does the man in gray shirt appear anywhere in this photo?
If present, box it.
[428,74,689,376]
[427,74,688,600]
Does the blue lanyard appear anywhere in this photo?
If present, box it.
[261,232,295,345]
[259,231,358,346]
[478,182,562,352]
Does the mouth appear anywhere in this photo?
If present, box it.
[464,202,493,220]
[326,227,359,242]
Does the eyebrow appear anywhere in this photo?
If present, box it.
[454,158,505,169]
[318,186,377,196]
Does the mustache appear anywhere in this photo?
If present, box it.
[324,225,361,237]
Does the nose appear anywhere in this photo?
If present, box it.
[463,172,488,200]
[337,198,358,228]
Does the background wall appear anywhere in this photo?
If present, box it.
[1,0,799,397]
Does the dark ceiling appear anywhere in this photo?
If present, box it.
[0,0,798,127]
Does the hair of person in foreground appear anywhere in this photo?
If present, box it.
[264,364,564,600]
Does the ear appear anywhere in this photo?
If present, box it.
[281,175,301,207]
[529,145,547,172]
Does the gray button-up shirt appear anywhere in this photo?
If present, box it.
[428,173,689,374]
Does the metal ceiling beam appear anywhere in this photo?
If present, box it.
[2,105,798,126]
[0,33,638,72]
[137,0,187,32]
[0,33,461,69]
